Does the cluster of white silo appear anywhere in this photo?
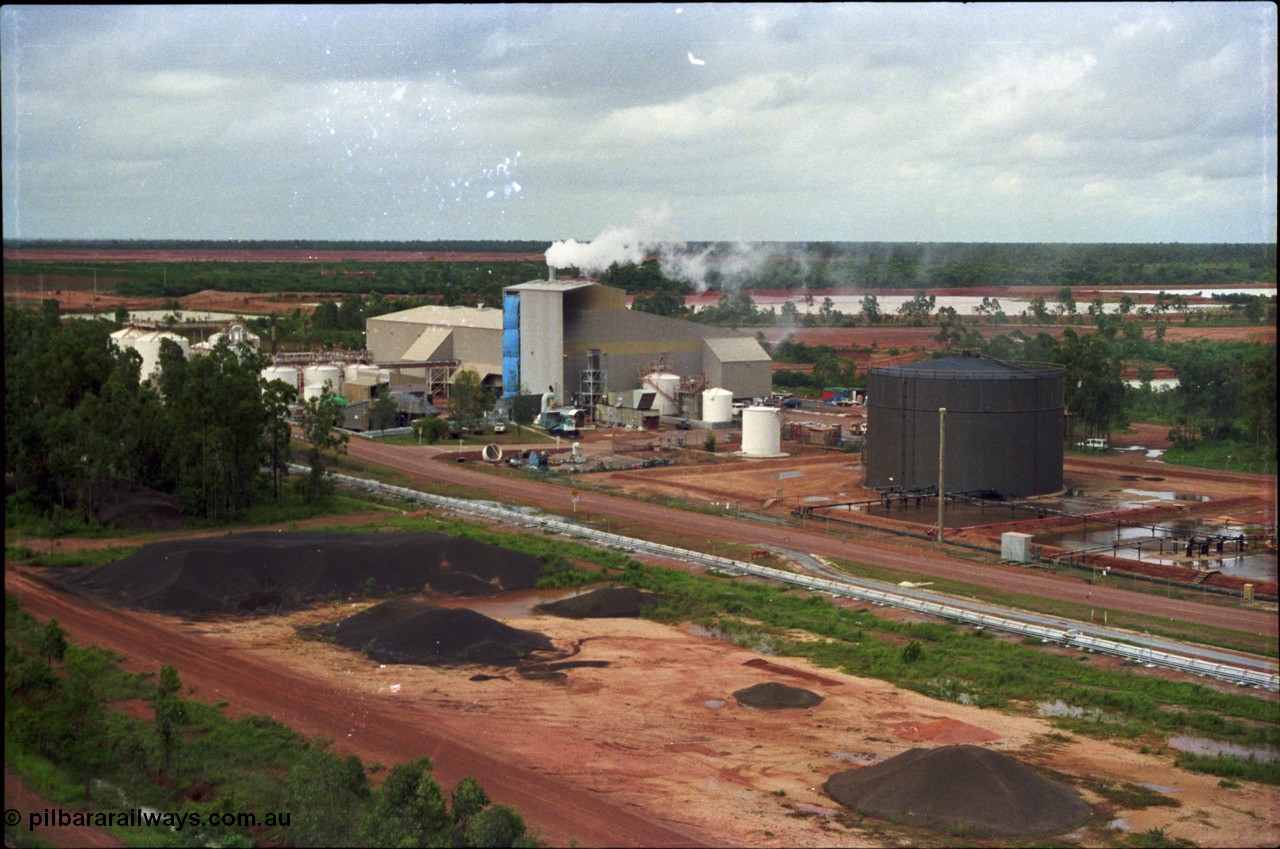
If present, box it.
[740,405,785,457]
[192,324,261,355]
[259,362,392,401]
[110,327,189,381]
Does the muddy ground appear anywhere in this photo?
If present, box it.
[13,569,1276,849]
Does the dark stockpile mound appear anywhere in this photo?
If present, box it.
[95,478,186,532]
[732,681,824,709]
[534,586,661,618]
[305,598,554,666]
[824,744,1091,838]
[58,531,543,614]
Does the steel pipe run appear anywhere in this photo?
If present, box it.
[300,466,1279,692]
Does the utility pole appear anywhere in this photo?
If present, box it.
[937,407,947,544]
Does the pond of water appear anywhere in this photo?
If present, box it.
[1166,735,1279,763]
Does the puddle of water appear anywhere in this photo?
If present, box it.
[1167,735,1279,763]
[1036,700,1113,723]
[1108,818,1132,832]
[1121,488,1210,502]
[1136,782,1180,794]
[832,751,883,766]
[802,495,831,502]
[432,587,593,619]
[766,470,805,480]
[704,699,725,709]
[1043,524,1276,582]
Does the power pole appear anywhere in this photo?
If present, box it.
[937,407,947,544]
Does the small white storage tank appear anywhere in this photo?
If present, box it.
[702,387,733,424]
[302,364,342,400]
[261,365,300,393]
[741,406,784,457]
[344,363,363,384]
[642,371,681,417]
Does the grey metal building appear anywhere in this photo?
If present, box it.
[362,279,771,407]
[864,353,1064,498]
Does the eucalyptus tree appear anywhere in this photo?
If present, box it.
[296,385,349,504]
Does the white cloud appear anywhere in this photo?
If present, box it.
[2,3,1275,242]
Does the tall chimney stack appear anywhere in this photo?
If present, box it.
[549,266,557,282]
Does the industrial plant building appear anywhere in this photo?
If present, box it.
[863,353,1064,498]
[365,304,505,391]
[366,278,771,414]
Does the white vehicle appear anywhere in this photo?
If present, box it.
[493,422,507,434]
[1081,438,1108,450]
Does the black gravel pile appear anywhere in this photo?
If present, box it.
[732,681,824,709]
[304,598,555,666]
[58,531,543,614]
[824,744,1091,838]
[534,586,662,618]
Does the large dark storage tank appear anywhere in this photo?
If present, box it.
[865,353,1064,498]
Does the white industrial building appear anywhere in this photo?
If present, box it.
[366,279,772,415]
[365,304,505,393]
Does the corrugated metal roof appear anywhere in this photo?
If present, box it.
[371,305,504,329]
[399,326,453,361]
[505,279,597,293]
[874,354,1062,379]
[389,392,439,415]
[703,335,771,363]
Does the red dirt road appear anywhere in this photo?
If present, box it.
[3,568,709,849]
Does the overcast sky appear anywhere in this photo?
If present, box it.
[2,3,1276,244]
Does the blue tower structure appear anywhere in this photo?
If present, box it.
[502,291,520,398]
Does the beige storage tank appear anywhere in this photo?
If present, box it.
[261,365,300,394]
[132,330,188,380]
[302,364,342,400]
[702,387,733,424]
[642,371,681,417]
[741,405,784,457]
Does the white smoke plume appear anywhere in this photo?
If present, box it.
[545,205,788,293]
[544,205,680,275]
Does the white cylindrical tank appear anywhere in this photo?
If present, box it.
[109,326,143,348]
[643,371,681,416]
[741,406,783,457]
[302,364,342,400]
[261,365,300,393]
[132,331,188,380]
[702,387,733,424]
[344,363,363,384]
